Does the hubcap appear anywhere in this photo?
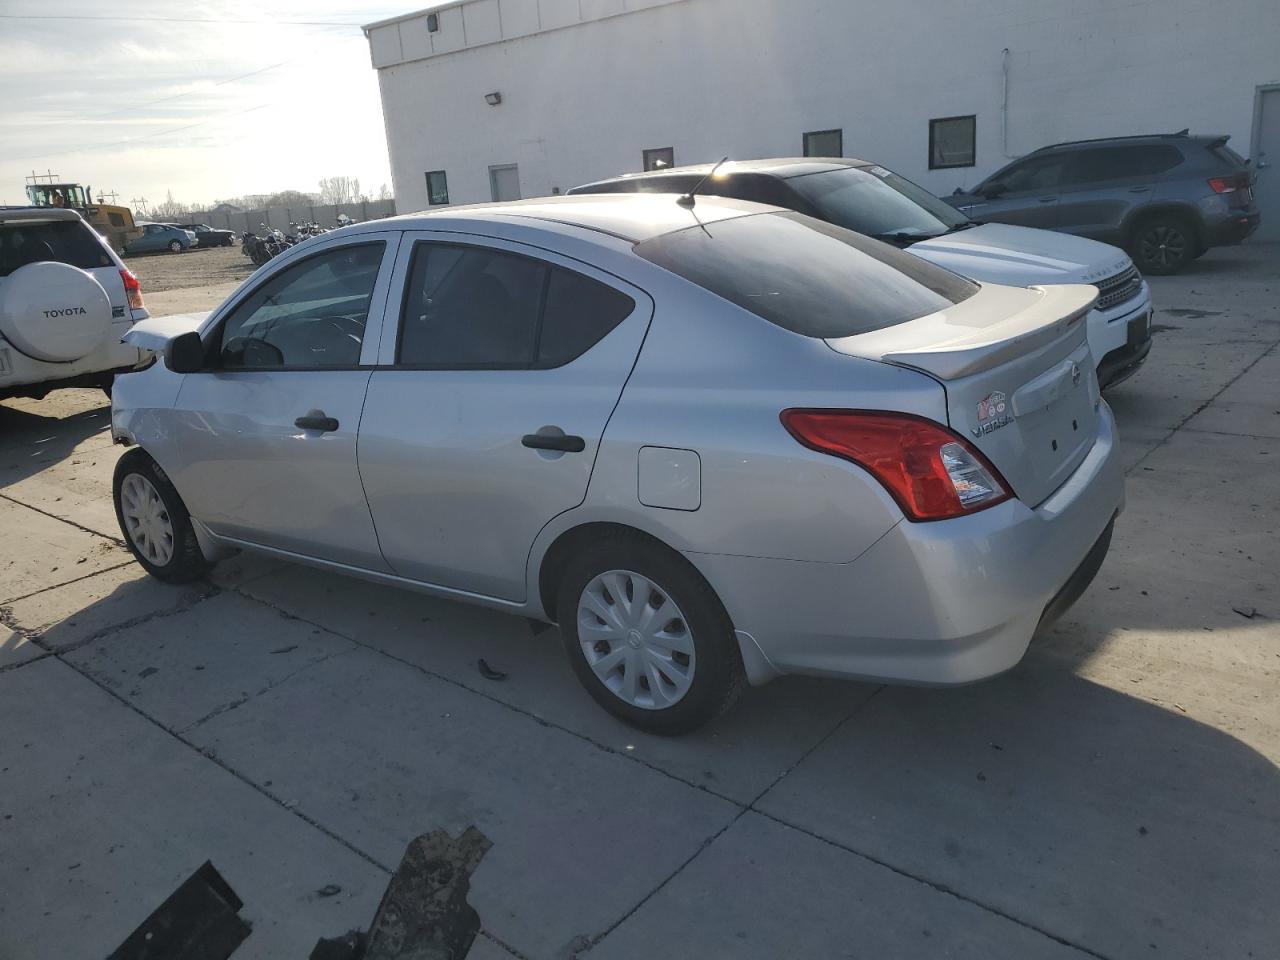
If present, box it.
[119,473,175,566]
[577,570,695,710]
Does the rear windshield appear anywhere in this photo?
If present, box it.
[634,211,978,338]
[0,219,113,278]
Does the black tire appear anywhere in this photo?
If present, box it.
[168,239,183,253]
[113,449,211,583]
[1130,216,1197,275]
[556,530,745,735]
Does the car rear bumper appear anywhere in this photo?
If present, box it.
[692,402,1124,686]
[1204,211,1260,246]
[0,324,146,396]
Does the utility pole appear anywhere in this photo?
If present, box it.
[131,197,150,217]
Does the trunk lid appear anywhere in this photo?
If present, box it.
[827,283,1101,507]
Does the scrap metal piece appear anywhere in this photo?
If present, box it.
[107,861,251,960]
[364,827,492,960]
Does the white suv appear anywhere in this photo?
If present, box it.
[0,207,149,400]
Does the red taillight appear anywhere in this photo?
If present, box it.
[119,268,144,310]
[780,409,1012,522]
[1208,173,1250,194]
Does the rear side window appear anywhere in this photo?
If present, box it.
[398,243,635,368]
[1067,145,1183,183]
[635,211,977,338]
[0,219,112,277]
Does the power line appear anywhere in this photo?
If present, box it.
[0,14,365,26]
[8,103,275,164]
[84,60,293,122]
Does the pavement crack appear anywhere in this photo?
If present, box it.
[1126,335,1280,475]
[0,491,126,545]
[0,559,136,607]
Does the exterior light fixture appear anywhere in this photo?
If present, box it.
[484,92,502,106]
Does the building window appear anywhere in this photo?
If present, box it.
[426,12,439,32]
[929,115,976,169]
[643,147,675,171]
[803,129,843,158]
[426,170,449,206]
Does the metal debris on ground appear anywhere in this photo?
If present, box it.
[476,659,507,681]
[106,861,250,960]
[310,826,492,960]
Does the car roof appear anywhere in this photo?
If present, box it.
[361,193,777,244]
[0,206,84,224]
[1032,131,1229,153]
[574,157,873,191]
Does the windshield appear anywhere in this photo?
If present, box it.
[788,165,971,240]
[634,210,977,339]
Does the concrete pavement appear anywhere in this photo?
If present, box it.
[1,244,1277,959]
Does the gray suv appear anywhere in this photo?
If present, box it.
[947,132,1260,274]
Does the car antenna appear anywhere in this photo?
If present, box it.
[677,157,730,208]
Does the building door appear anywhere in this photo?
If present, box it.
[489,164,521,202]
[1253,87,1280,242]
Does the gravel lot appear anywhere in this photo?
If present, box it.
[1,245,1277,960]
[121,245,256,293]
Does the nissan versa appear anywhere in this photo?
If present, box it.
[111,195,1124,734]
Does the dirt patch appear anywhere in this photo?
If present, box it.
[122,246,256,294]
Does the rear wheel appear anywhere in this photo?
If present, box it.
[1130,216,1196,275]
[168,239,183,253]
[113,449,211,583]
[557,532,745,735]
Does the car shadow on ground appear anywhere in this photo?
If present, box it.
[0,395,113,490]
[16,558,1277,958]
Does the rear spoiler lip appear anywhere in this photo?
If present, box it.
[121,311,209,351]
[828,284,1098,381]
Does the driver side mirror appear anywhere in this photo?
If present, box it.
[165,331,205,374]
[980,181,1009,199]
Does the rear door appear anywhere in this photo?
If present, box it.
[1055,145,1178,242]
[154,236,400,569]
[358,233,652,601]
[964,153,1071,228]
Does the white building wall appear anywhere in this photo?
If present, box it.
[369,0,1280,212]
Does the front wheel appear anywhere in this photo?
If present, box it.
[168,239,183,253]
[1130,217,1196,275]
[113,450,211,583]
[557,533,745,735]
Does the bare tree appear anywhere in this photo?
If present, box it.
[151,189,192,219]
[318,176,362,206]
[376,182,393,201]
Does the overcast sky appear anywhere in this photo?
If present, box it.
[0,1,408,208]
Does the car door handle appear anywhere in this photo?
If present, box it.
[1038,196,1058,203]
[1128,187,1152,193]
[522,433,586,453]
[295,415,340,432]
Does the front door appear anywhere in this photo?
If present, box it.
[1254,87,1280,242]
[358,233,652,601]
[154,236,400,570]
[489,164,522,202]
[965,152,1072,229]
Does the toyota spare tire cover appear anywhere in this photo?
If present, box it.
[0,261,113,362]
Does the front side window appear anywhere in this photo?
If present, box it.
[929,115,976,169]
[635,211,977,339]
[426,170,449,206]
[788,165,970,241]
[804,129,843,158]
[991,153,1072,194]
[217,243,385,369]
[398,243,634,368]
[643,147,675,172]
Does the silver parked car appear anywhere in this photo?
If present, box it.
[111,195,1124,734]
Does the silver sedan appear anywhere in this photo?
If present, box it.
[111,195,1124,734]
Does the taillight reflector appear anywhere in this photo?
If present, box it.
[780,409,1012,522]
[1208,174,1249,194]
